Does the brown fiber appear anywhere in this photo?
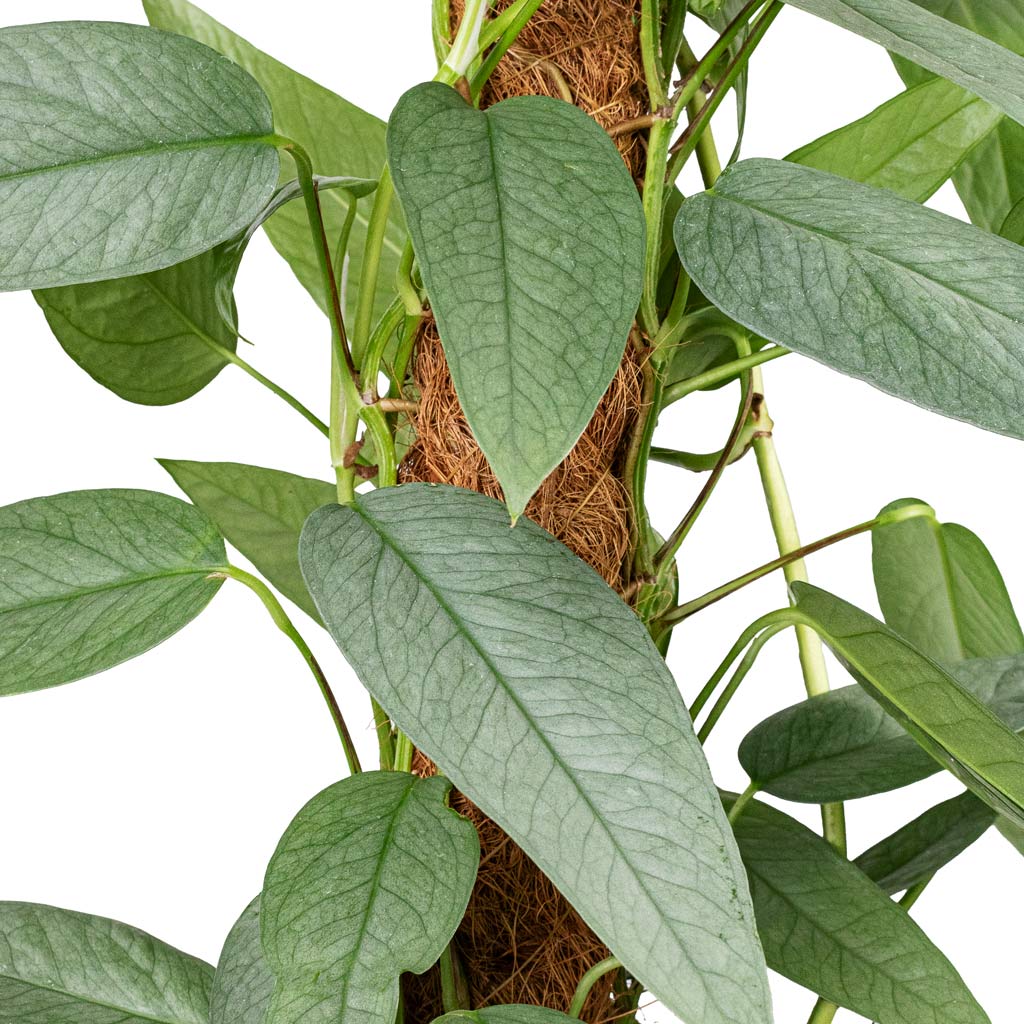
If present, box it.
[400,3,647,1020]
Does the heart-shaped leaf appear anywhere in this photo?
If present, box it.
[792,584,1024,828]
[730,797,989,1024]
[211,898,277,1024]
[854,791,996,895]
[782,0,1024,126]
[872,500,1024,664]
[0,21,279,292]
[144,0,403,325]
[675,158,1024,441]
[160,460,334,622]
[0,489,226,695]
[34,177,374,406]
[788,76,1000,201]
[739,653,1024,803]
[0,901,213,1023]
[387,84,645,518]
[892,0,1024,234]
[261,771,478,1024]
[299,484,772,1024]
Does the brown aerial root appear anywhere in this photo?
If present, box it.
[403,752,624,1024]
[398,318,643,593]
[448,0,648,178]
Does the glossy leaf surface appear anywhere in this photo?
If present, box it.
[388,84,645,517]
[261,772,478,1024]
[0,489,225,695]
[731,798,988,1024]
[144,0,403,324]
[159,460,333,622]
[872,500,1024,664]
[300,485,771,1024]
[788,76,1000,201]
[210,898,275,1024]
[0,902,213,1023]
[675,159,1024,441]
[0,21,278,291]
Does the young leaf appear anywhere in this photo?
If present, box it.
[0,489,226,695]
[159,460,334,623]
[739,654,1024,803]
[730,797,989,1024]
[792,584,1024,828]
[211,899,275,1024]
[892,0,1024,234]
[0,901,213,1023]
[782,0,1024,126]
[434,1009,578,1024]
[300,485,772,1024]
[788,76,1001,202]
[143,0,403,324]
[0,22,279,292]
[872,499,1024,664]
[387,84,646,518]
[854,791,996,895]
[34,177,374,406]
[675,158,1024,441]
[260,772,479,1024]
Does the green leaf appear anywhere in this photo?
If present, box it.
[433,1009,577,1024]
[872,500,1024,663]
[0,22,278,292]
[1000,197,1024,244]
[0,489,226,695]
[159,460,334,622]
[730,798,989,1024]
[787,76,1001,201]
[739,653,1024,802]
[261,771,478,1024]
[0,901,213,1023]
[34,177,375,406]
[782,0,1024,126]
[387,84,646,518]
[143,0,403,325]
[893,1,1024,234]
[675,158,1024,441]
[792,584,1024,827]
[299,485,771,1024]
[854,791,996,895]
[211,899,275,1024]
[996,815,1024,855]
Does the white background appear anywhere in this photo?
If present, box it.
[1,3,1021,1022]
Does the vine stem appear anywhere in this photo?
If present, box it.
[727,781,761,825]
[215,566,361,775]
[806,997,839,1024]
[568,956,623,1019]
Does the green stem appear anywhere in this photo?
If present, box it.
[219,566,361,775]
[432,0,453,64]
[661,347,788,405]
[569,956,623,1019]
[471,0,545,99]
[439,0,489,83]
[351,167,396,367]
[394,731,414,774]
[727,781,761,825]
[641,0,669,109]
[806,998,839,1024]
[651,445,745,473]
[439,943,471,1012]
[900,872,935,911]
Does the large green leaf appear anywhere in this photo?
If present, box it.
[854,791,996,895]
[730,798,989,1024]
[261,771,478,1024]
[782,0,1024,126]
[0,901,213,1023]
[739,653,1024,802]
[34,177,374,406]
[159,460,334,622]
[0,22,278,292]
[299,484,771,1024]
[792,584,1024,827]
[211,899,276,1024]
[872,499,1024,663]
[0,489,225,695]
[788,76,1000,201]
[387,84,645,518]
[433,1010,578,1024]
[893,1,1024,234]
[143,0,403,324]
[675,158,1024,440]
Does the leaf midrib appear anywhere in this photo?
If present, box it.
[0,133,276,185]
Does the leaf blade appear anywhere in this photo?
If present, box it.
[388,84,645,517]
[210,898,275,1024]
[299,484,772,1024]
